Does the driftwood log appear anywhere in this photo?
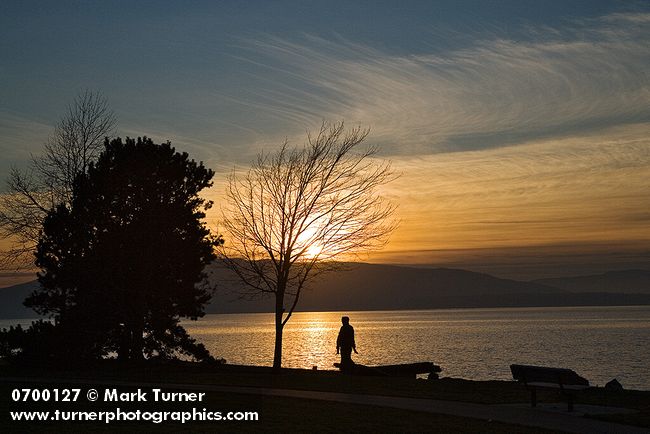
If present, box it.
[334,361,442,379]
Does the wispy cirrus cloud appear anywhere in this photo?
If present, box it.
[0,112,53,160]
[228,12,650,154]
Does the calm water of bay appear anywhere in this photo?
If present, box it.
[183,306,650,390]
[2,306,648,390]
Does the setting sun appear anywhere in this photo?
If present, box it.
[304,242,324,259]
[295,226,325,259]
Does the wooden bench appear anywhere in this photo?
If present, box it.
[510,364,590,411]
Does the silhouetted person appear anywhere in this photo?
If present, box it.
[336,316,357,370]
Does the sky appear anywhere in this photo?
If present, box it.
[1,0,649,281]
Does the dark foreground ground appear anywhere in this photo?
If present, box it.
[1,361,649,433]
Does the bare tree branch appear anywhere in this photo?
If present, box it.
[0,90,116,269]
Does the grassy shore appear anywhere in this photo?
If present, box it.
[1,361,649,432]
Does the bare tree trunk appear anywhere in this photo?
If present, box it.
[273,289,284,372]
[273,321,283,372]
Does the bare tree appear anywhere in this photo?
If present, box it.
[219,122,397,370]
[0,90,116,268]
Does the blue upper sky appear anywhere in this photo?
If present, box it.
[1,0,639,162]
[1,1,649,278]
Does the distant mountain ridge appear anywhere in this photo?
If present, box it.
[534,270,650,294]
[1,265,649,319]
[204,262,565,313]
[0,281,38,319]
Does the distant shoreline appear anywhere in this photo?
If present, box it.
[198,302,650,316]
[2,303,650,322]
